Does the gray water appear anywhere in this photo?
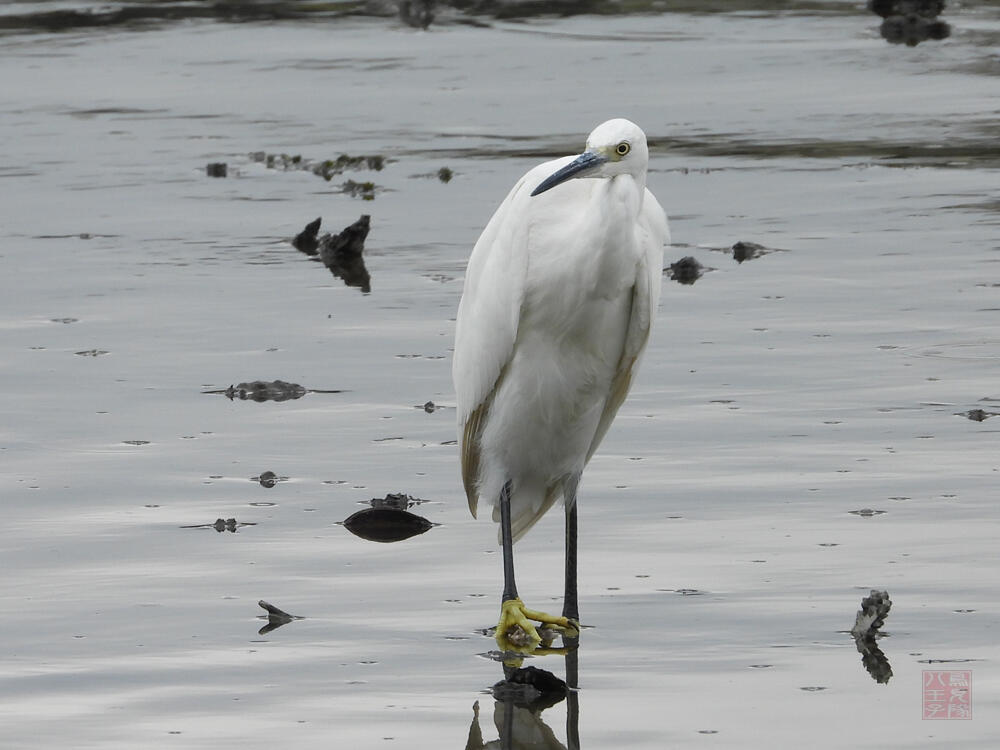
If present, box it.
[2,2,999,747]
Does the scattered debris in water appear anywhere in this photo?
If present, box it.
[181,518,257,533]
[868,0,950,46]
[251,151,386,181]
[851,589,893,683]
[257,599,303,635]
[341,493,435,543]
[399,0,435,29]
[205,162,227,178]
[202,380,343,402]
[666,256,707,285]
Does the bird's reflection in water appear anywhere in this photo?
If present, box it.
[466,636,580,750]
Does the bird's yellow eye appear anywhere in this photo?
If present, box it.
[615,142,630,156]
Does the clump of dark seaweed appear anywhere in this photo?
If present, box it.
[340,179,378,200]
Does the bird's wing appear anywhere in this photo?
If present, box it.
[453,172,539,517]
[584,189,668,463]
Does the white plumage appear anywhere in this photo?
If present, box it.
[454,118,669,543]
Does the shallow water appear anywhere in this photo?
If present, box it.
[2,3,999,747]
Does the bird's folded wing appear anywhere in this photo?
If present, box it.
[585,192,667,462]
[453,178,533,515]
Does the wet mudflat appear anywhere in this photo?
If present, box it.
[1,2,999,747]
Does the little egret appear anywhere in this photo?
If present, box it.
[453,119,669,651]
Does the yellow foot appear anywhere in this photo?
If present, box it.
[496,598,580,653]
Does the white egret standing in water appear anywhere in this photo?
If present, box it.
[454,119,669,651]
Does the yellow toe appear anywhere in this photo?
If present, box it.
[496,599,578,653]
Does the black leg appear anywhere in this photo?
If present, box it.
[499,480,519,603]
[565,641,580,750]
[563,480,580,622]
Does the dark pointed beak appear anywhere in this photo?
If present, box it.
[530,151,606,197]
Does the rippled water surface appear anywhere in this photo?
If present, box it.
[2,2,999,747]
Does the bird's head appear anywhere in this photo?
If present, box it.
[531,118,649,197]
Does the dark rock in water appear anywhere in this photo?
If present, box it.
[437,166,453,183]
[732,241,768,263]
[293,217,322,256]
[258,470,278,488]
[227,380,308,402]
[851,589,893,684]
[667,256,705,285]
[868,0,945,18]
[423,400,437,413]
[206,162,227,178]
[399,0,434,29]
[506,665,567,694]
[319,215,372,293]
[342,507,433,543]
[880,14,950,46]
[320,215,369,264]
[492,666,568,711]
